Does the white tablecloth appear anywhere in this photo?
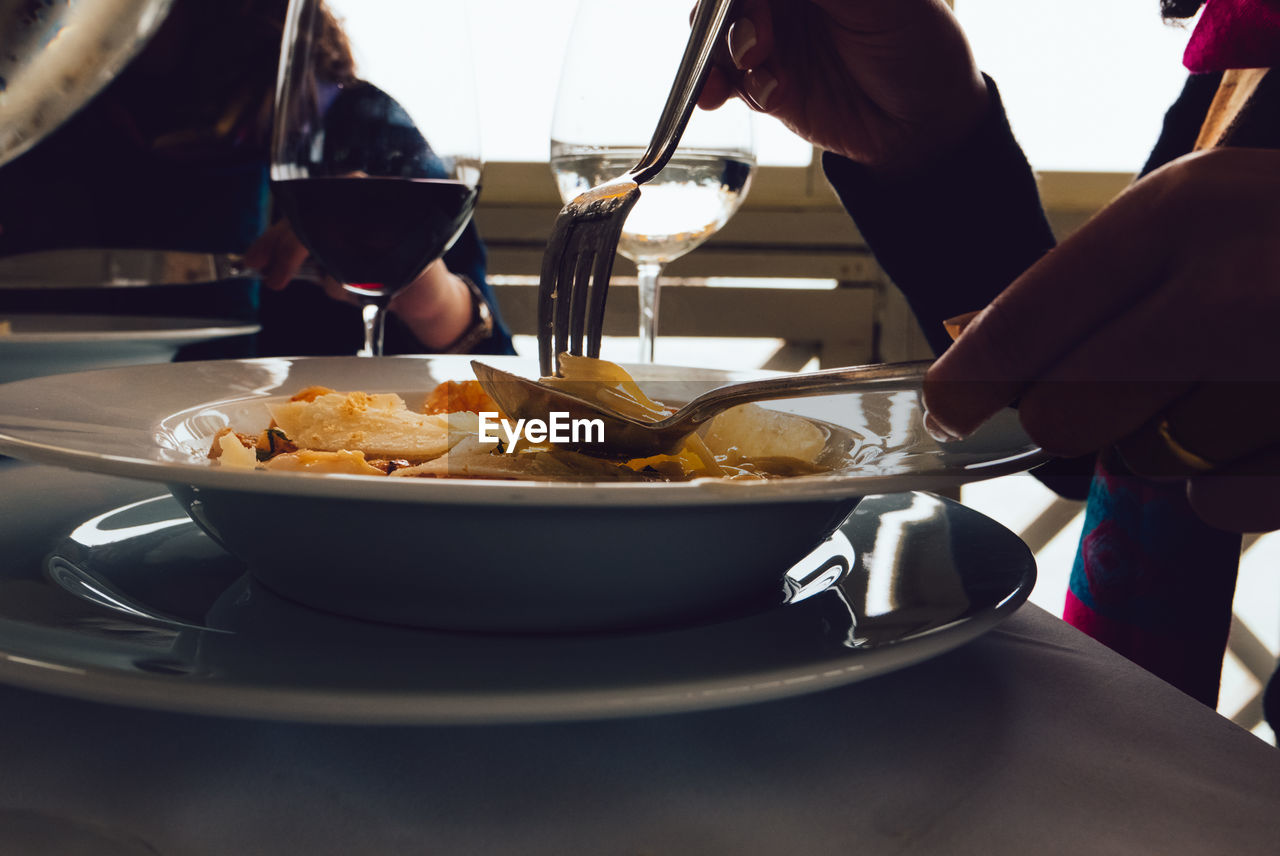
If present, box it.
[0,601,1276,854]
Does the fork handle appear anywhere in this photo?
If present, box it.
[630,0,742,185]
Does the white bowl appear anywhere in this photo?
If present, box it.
[0,355,1043,632]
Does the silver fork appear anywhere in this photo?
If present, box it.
[538,0,741,377]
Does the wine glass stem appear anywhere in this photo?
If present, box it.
[636,261,663,363]
[358,297,390,357]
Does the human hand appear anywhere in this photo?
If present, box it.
[923,148,1280,532]
[245,221,476,350]
[700,0,988,174]
[242,220,315,293]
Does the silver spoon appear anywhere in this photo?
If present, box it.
[471,359,933,459]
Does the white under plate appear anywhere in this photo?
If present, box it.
[0,464,1035,724]
[0,314,259,383]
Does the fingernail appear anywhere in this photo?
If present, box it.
[924,411,967,444]
[728,18,757,69]
[743,66,777,111]
[942,310,981,342]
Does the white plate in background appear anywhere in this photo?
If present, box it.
[0,314,258,384]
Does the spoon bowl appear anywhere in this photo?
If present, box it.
[471,359,934,459]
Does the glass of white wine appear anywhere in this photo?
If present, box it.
[550,0,757,363]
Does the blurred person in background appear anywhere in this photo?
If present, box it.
[703,0,1280,729]
[0,0,512,357]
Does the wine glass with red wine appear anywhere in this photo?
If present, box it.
[271,0,482,356]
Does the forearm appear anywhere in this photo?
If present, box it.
[383,222,515,356]
[823,76,1055,355]
[387,261,474,351]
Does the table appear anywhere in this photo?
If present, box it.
[0,463,1277,854]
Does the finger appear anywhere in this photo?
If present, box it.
[924,175,1178,437]
[241,233,273,271]
[942,310,980,341]
[1168,381,1280,465]
[1188,449,1280,533]
[1013,277,1212,456]
[706,0,781,114]
[319,276,357,306]
[242,218,297,273]
[728,2,772,71]
[261,240,311,291]
[981,213,1278,458]
[698,67,736,110]
[1116,380,1280,478]
[1018,379,1190,460]
[258,222,312,291]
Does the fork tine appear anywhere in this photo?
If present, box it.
[583,246,613,360]
[552,242,584,369]
[538,209,576,376]
[583,203,634,359]
[566,238,594,360]
[539,183,642,374]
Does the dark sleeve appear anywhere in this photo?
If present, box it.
[320,82,444,178]
[821,76,1055,356]
[1140,72,1221,174]
[825,78,1101,497]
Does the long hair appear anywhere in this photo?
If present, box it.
[304,1,357,85]
[107,0,356,156]
[1161,0,1206,18]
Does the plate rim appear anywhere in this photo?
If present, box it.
[0,488,1036,725]
[0,610,1024,725]
[0,355,1048,507]
[0,313,260,344]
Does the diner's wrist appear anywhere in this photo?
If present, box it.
[389,264,474,351]
[862,71,992,181]
[433,274,495,354]
[391,268,495,354]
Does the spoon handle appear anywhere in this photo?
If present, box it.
[672,359,934,427]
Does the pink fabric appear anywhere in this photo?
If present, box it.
[1064,589,1230,707]
[1184,0,1280,72]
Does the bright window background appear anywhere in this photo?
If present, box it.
[470,0,812,166]
[464,1,1198,173]
[956,0,1196,172]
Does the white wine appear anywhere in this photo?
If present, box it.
[550,145,755,264]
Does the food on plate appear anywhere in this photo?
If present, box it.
[208,358,839,482]
[268,386,470,461]
[702,399,827,463]
[421,379,498,415]
[539,353,674,423]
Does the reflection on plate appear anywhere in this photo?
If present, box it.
[0,314,259,383]
[0,465,1035,724]
[0,356,1044,633]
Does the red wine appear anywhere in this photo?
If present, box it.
[272,177,479,295]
